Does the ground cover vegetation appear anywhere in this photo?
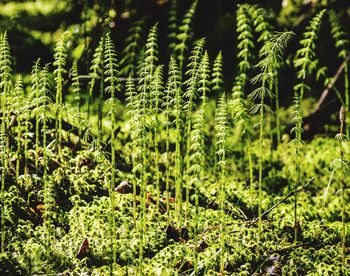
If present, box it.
[1,0,350,275]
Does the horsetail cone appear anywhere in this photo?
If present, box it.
[340,106,346,123]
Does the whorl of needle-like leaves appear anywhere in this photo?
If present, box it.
[290,92,303,144]
[126,75,138,114]
[144,24,159,77]
[167,0,178,52]
[236,4,255,75]
[198,51,210,105]
[215,93,229,170]
[184,38,205,112]
[150,65,164,117]
[128,78,143,174]
[230,74,249,134]
[294,9,326,81]
[329,10,349,60]
[71,61,80,95]
[71,61,81,109]
[13,75,24,111]
[174,0,198,69]
[188,105,206,184]
[120,20,144,76]
[137,24,159,115]
[163,56,180,128]
[104,32,120,99]
[38,65,52,119]
[212,51,223,92]
[0,32,12,92]
[248,4,272,44]
[88,35,104,96]
[30,59,41,99]
[53,31,68,101]
[168,56,183,127]
[250,30,294,107]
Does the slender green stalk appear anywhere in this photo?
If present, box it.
[53,31,68,155]
[215,93,228,273]
[13,76,24,178]
[126,76,138,224]
[151,66,164,212]
[188,106,206,275]
[250,31,294,242]
[104,32,120,269]
[291,90,303,242]
[0,125,5,254]
[338,106,346,271]
[88,34,104,123]
[293,10,325,242]
[136,24,158,274]
[184,38,205,218]
[329,10,350,137]
[31,59,41,173]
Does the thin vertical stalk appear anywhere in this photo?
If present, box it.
[345,63,349,137]
[339,106,346,271]
[257,92,264,242]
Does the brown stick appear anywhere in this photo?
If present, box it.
[202,178,314,234]
[315,55,350,111]
[249,177,314,224]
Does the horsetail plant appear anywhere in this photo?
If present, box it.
[293,9,325,241]
[88,34,104,125]
[215,93,229,273]
[169,56,184,226]
[71,61,81,113]
[250,30,294,242]
[53,31,68,155]
[150,65,164,212]
[294,10,326,101]
[31,59,42,173]
[183,38,205,217]
[167,0,178,53]
[13,75,24,178]
[126,76,139,224]
[212,51,224,93]
[104,31,120,268]
[230,75,252,190]
[162,56,181,224]
[120,20,144,77]
[0,124,6,254]
[175,0,198,71]
[136,23,159,274]
[187,105,206,275]
[326,106,348,271]
[235,4,255,83]
[38,65,54,272]
[198,51,210,107]
[290,85,303,242]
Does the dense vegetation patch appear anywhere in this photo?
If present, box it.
[0,0,350,275]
